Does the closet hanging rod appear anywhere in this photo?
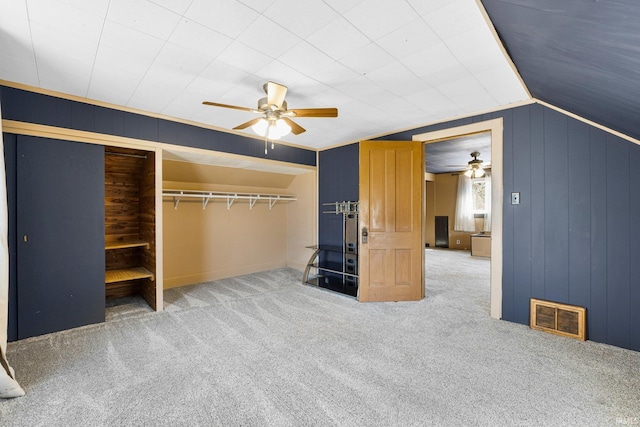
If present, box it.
[105,151,148,159]
[163,190,297,210]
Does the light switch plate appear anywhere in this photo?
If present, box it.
[511,192,520,205]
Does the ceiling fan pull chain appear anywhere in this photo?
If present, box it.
[264,137,268,155]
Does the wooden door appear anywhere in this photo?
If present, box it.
[17,136,105,339]
[359,140,424,302]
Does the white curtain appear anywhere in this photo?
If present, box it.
[484,172,492,232]
[0,101,25,398]
[454,174,475,232]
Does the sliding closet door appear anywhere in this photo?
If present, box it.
[17,136,105,339]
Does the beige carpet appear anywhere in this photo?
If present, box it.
[1,250,639,426]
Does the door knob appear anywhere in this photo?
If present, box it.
[362,227,368,244]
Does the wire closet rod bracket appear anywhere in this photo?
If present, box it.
[163,190,296,210]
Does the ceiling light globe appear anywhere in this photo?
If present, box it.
[251,118,268,137]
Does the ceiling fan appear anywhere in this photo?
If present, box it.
[447,151,490,178]
[202,81,338,146]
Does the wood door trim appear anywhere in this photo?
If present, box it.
[413,118,503,319]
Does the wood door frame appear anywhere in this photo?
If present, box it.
[413,118,503,319]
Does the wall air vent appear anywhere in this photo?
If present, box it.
[530,298,586,341]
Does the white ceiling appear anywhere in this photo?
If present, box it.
[0,0,529,150]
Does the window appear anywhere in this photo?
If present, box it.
[471,178,486,214]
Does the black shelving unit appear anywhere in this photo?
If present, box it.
[303,202,358,297]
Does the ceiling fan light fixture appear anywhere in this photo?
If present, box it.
[251,118,268,136]
[251,118,291,140]
[464,164,485,179]
[272,118,291,139]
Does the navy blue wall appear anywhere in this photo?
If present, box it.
[3,133,17,342]
[318,144,359,248]
[0,86,316,167]
[320,103,640,351]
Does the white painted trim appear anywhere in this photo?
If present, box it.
[413,118,503,320]
[474,0,532,98]
[534,99,640,147]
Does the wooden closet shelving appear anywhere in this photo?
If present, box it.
[105,266,154,284]
[104,147,157,307]
[105,239,150,250]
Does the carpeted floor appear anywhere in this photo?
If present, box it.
[2,249,639,426]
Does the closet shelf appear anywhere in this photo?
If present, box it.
[163,189,297,210]
[105,267,155,284]
[105,239,150,250]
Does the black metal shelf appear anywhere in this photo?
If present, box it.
[312,260,358,278]
[305,275,358,298]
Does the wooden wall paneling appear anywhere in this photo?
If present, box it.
[512,106,533,325]
[529,104,546,302]
[104,146,157,310]
[543,108,570,303]
[105,151,144,243]
[588,128,608,343]
[605,135,631,348]
[139,153,157,310]
[106,280,143,299]
[567,119,591,311]
[629,143,640,351]
[105,247,141,270]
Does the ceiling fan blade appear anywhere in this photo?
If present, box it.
[233,118,263,130]
[282,117,306,135]
[266,81,287,109]
[202,101,256,112]
[289,108,338,118]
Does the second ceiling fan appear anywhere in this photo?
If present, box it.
[203,81,338,141]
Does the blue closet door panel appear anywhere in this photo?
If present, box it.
[3,133,18,342]
[543,108,569,303]
[17,136,105,339]
[567,119,591,309]
[529,104,545,300]
[605,135,630,348]
[589,128,607,342]
[629,144,640,351]
[512,107,532,325]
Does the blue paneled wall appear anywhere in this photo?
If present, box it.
[318,144,358,248]
[0,86,316,166]
[319,103,640,351]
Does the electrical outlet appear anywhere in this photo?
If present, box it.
[456,240,461,244]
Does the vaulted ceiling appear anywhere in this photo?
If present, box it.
[482,0,640,143]
[1,0,637,154]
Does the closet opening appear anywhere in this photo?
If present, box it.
[104,146,158,312]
